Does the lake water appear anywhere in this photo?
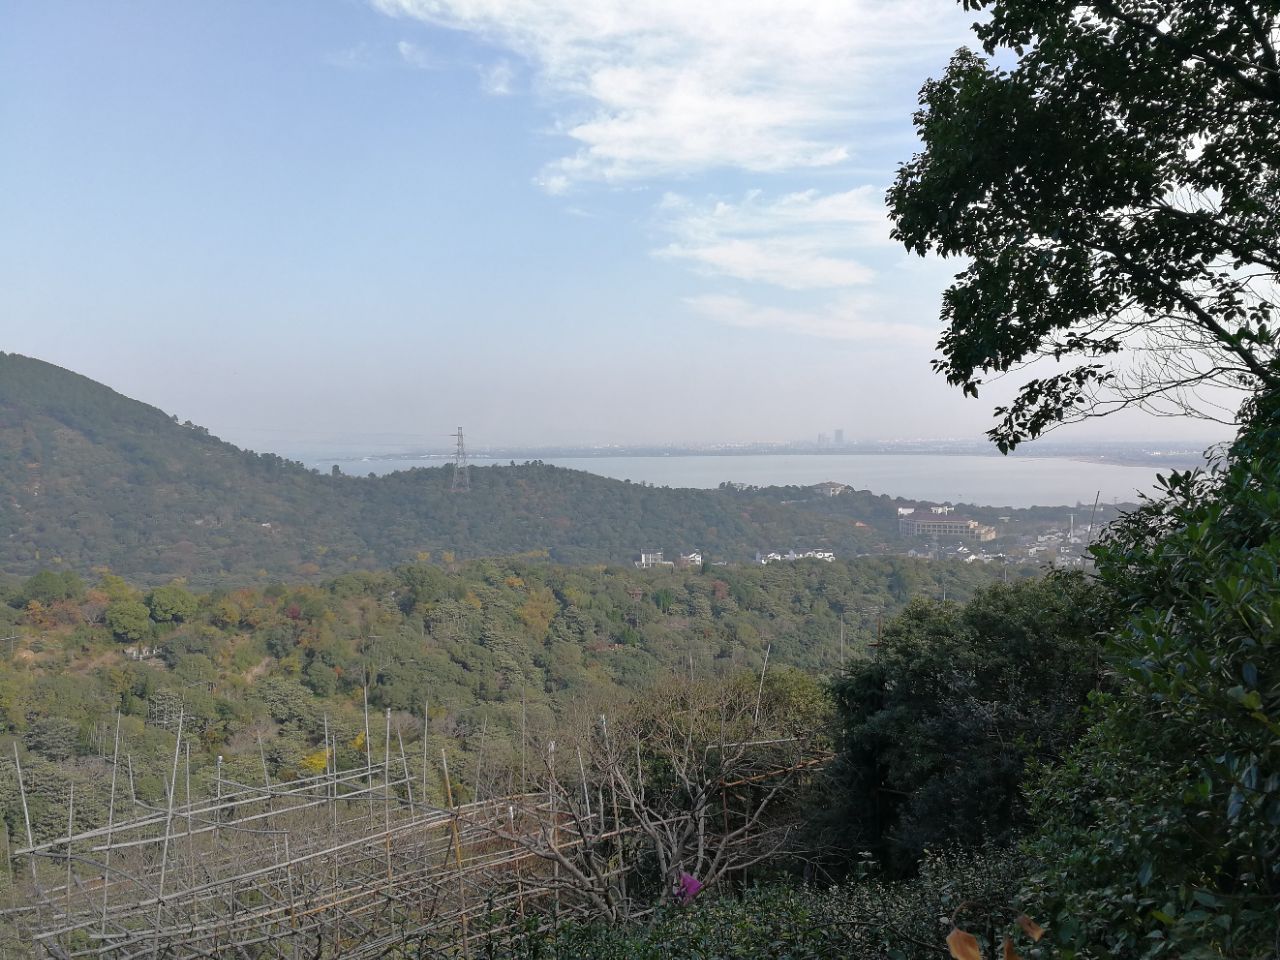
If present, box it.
[318,453,1172,509]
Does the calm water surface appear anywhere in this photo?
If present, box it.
[321,453,1169,509]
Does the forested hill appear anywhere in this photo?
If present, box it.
[0,352,917,584]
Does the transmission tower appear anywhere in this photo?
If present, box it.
[451,427,470,492]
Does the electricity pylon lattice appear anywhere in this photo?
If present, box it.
[451,427,470,492]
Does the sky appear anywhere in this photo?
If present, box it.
[0,0,1235,455]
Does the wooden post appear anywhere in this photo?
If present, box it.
[421,702,430,804]
[474,718,488,804]
[384,709,392,883]
[215,753,223,838]
[257,733,271,788]
[548,740,559,924]
[64,784,74,921]
[154,708,185,960]
[510,804,524,919]
[363,684,374,825]
[14,744,36,883]
[102,714,120,934]
[754,643,771,728]
[258,732,280,864]
[185,741,196,894]
[441,750,469,958]
[284,833,298,930]
[520,693,527,795]
[397,727,415,815]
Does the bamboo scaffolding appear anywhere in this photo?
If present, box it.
[1,729,826,960]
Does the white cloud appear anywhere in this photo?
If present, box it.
[687,293,935,344]
[655,187,889,290]
[370,0,975,188]
[479,59,515,94]
[664,238,872,290]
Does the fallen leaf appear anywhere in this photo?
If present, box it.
[1016,914,1044,942]
[947,928,982,960]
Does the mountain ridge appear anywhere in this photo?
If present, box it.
[0,352,907,584]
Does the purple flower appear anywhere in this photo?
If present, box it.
[675,872,703,904]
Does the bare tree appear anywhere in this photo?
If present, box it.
[487,671,826,922]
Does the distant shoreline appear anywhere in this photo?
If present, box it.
[307,447,1210,471]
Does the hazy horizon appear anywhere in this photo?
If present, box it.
[2,2,1240,451]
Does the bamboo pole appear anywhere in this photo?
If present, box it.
[754,643,771,727]
[65,784,74,922]
[421,702,430,804]
[397,727,415,815]
[363,682,374,825]
[548,740,559,925]
[7,727,827,960]
[14,743,36,884]
[384,708,393,884]
[185,741,196,895]
[153,707,184,960]
[441,750,469,958]
[474,718,488,803]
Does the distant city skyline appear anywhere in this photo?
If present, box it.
[2,2,1239,451]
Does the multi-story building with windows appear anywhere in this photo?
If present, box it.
[898,511,998,541]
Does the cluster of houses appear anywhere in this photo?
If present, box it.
[633,548,836,568]
[901,512,1095,568]
[1019,523,1092,566]
[634,550,703,569]
[754,549,836,565]
[906,543,1005,564]
[628,498,1094,571]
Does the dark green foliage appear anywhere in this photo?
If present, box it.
[104,600,151,642]
[1027,386,1280,958]
[508,848,1028,960]
[23,717,83,760]
[145,583,198,622]
[889,0,1280,449]
[12,570,84,607]
[827,575,1100,874]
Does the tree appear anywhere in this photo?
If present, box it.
[494,671,827,922]
[889,0,1280,449]
[1027,387,1280,958]
[825,575,1100,875]
[105,599,152,643]
[145,583,197,623]
[14,569,84,607]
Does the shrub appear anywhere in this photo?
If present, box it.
[825,575,1100,875]
[1028,387,1280,958]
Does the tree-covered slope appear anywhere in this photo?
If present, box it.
[0,353,913,584]
[0,555,1015,841]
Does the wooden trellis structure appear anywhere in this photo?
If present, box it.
[0,710,827,959]
[0,727,608,959]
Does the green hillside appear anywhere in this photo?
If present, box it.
[0,352,920,584]
[0,554,1013,839]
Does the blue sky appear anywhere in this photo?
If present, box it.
[0,1,1231,453]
